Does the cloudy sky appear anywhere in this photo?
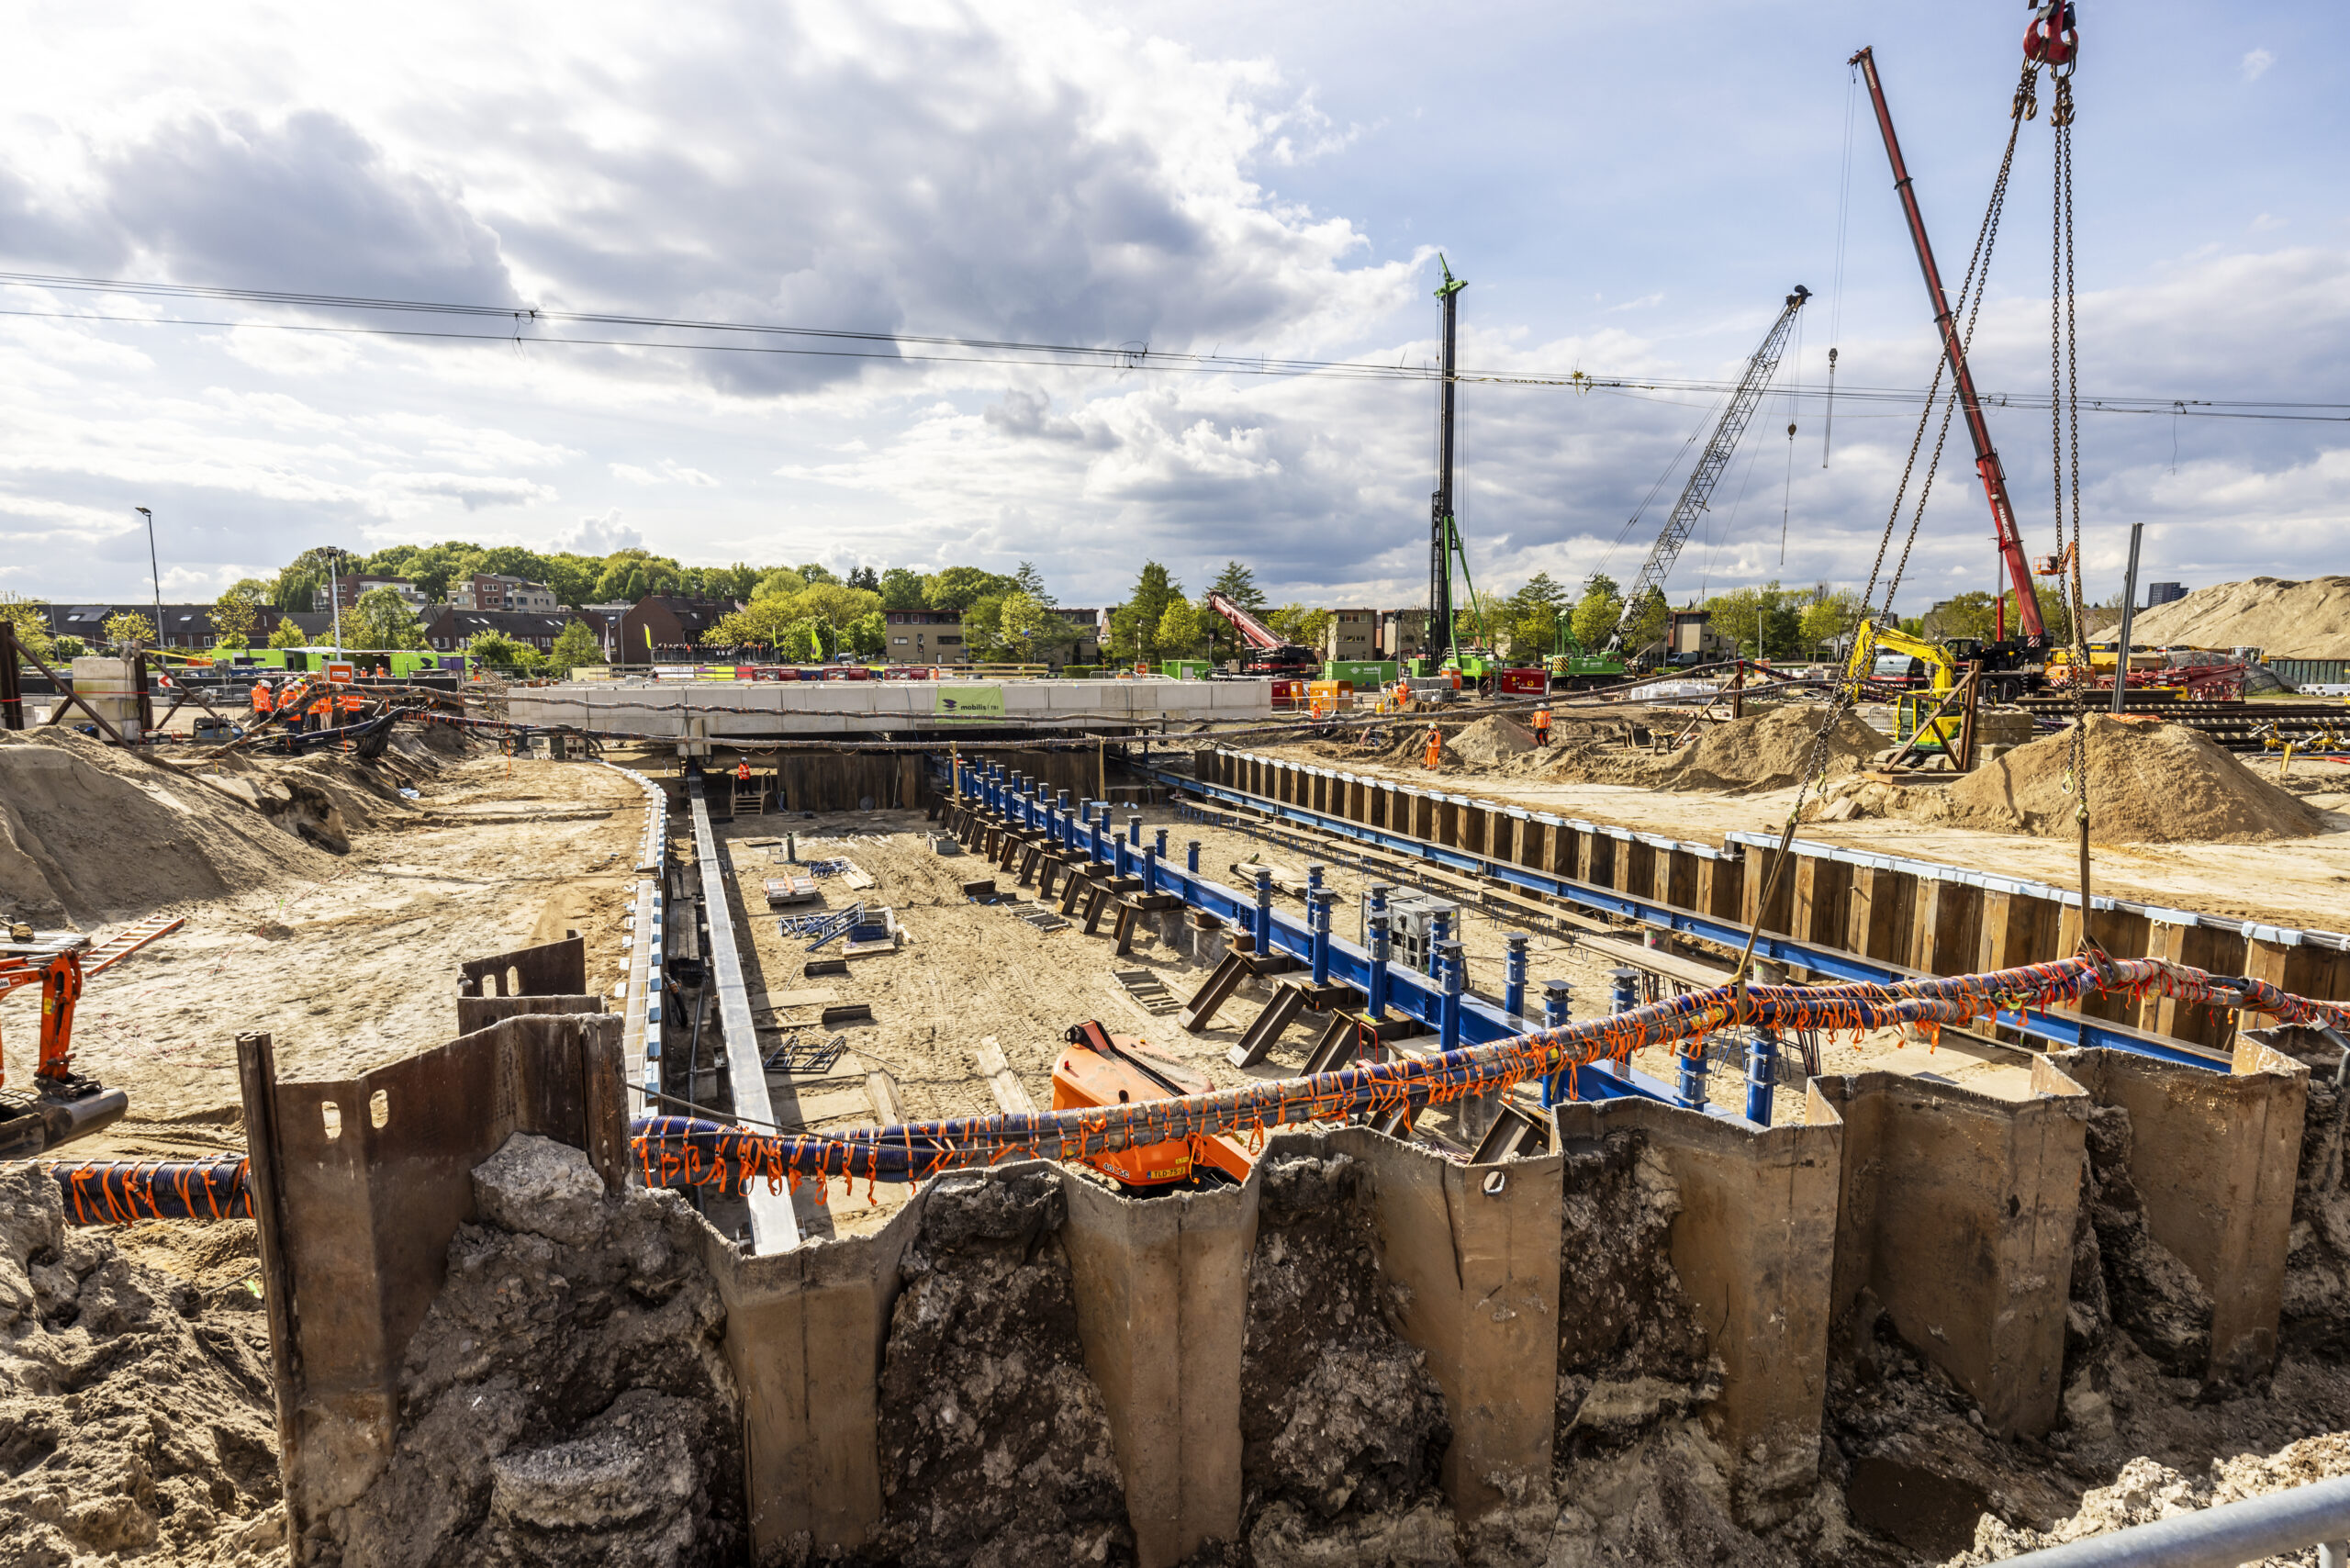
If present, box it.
[1,0,2344,614]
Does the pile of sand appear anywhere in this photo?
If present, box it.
[2128,576,2350,658]
[0,730,337,925]
[1937,714,2328,845]
[1665,703,1888,794]
[0,727,460,926]
[1442,714,1537,766]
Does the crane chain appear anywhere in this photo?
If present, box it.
[2049,68,2093,919]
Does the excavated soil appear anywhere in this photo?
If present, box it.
[334,1133,744,1567]
[1236,1148,1454,1563]
[867,1167,1132,1567]
[0,1163,285,1565]
[1371,703,1887,797]
[2285,1060,2350,1357]
[1814,714,2330,845]
[2126,575,2350,658]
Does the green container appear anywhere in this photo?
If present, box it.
[1160,659,1213,679]
[1325,659,1398,686]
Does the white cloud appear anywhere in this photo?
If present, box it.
[2241,49,2274,82]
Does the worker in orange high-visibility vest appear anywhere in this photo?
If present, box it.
[275,681,307,726]
[1532,704,1552,746]
[1423,723,1443,770]
[306,689,332,734]
[249,680,271,718]
[339,689,365,723]
[735,758,750,784]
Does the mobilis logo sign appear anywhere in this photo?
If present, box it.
[933,686,1006,720]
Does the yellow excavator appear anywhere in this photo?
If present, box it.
[1843,622,1965,755]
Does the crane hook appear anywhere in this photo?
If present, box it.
[2024,1,2078,70]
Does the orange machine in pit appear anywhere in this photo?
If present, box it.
[0,914,180,1159]
[1052,1020,1254,1189]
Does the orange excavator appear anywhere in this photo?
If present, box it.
[1053,1020,1254,1189]
[0,914,180,1158]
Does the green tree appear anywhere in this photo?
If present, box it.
[1620,587,1669,656]
[1155,598,1208,660]
[543,553,603,608]
[847,610,887,657]
[1799,589,1865,655]
[878,567,926,610]
[102,610,156,647]
[591,549,683,604]
[1106,563,1184,663]
[465,629,541,671]
[210,585,263,651]
[1265,603,1332,652]
[1922,590,1998,642]
[51,636,85,659]
[845,565,879,593]
[751,567,810,602]
[1207,560,1264,610]
[796,561,841,587]
[923,566,1017,613]
[1012,561,1055,606]
[998,591,1059,662]
[2000,583,2076,646]
[267,616,309,650]
[1503,573,1570,659]
[1569,576,1624,651]
[348,587,427,650]
[545,618,602,675]
[0,596,56,660]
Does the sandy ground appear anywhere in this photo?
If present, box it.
[1269,734,2350,934]
[676,788,1960,1249]
[7,750,645,1171]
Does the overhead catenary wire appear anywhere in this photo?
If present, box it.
[0,274,2338,420]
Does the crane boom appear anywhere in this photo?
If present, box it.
[1203,592,1283,651]
[1612,286,1810,645]
[1203,592,1316,673]
[1850,46,2045,645]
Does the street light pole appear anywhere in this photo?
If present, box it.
[327,550,345,655]
[134,507,162,651]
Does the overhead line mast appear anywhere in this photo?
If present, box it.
[1609,286,1811,650]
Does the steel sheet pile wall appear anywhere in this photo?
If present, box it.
[1190,747,2350,1056]
[248,1061,2311,1564]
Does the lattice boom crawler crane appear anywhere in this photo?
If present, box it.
[0,915,180,1158]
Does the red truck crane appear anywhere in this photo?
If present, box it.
[1203,592,1319,676]
[1850,40,2059,699]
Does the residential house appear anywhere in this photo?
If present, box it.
[314,575,426,612]
[1322,610,1377,663]
[452,573,559,612]
[420,607,600,655]
[617,595,741,663]
[882,610,965,665]
[1378,609,1431,665]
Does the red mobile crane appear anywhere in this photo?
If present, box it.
[1203,592,1319,676]
[1850,42,2053,697]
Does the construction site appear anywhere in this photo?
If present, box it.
[7,8,2350,1568]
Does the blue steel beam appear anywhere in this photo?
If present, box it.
[951,762,1704,1115]
[1139,760,2230,1072]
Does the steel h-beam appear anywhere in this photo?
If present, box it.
[956,758,1709,1118]
[1144,757,2224,1073]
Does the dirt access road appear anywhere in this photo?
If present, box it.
[8,750,645,1169]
